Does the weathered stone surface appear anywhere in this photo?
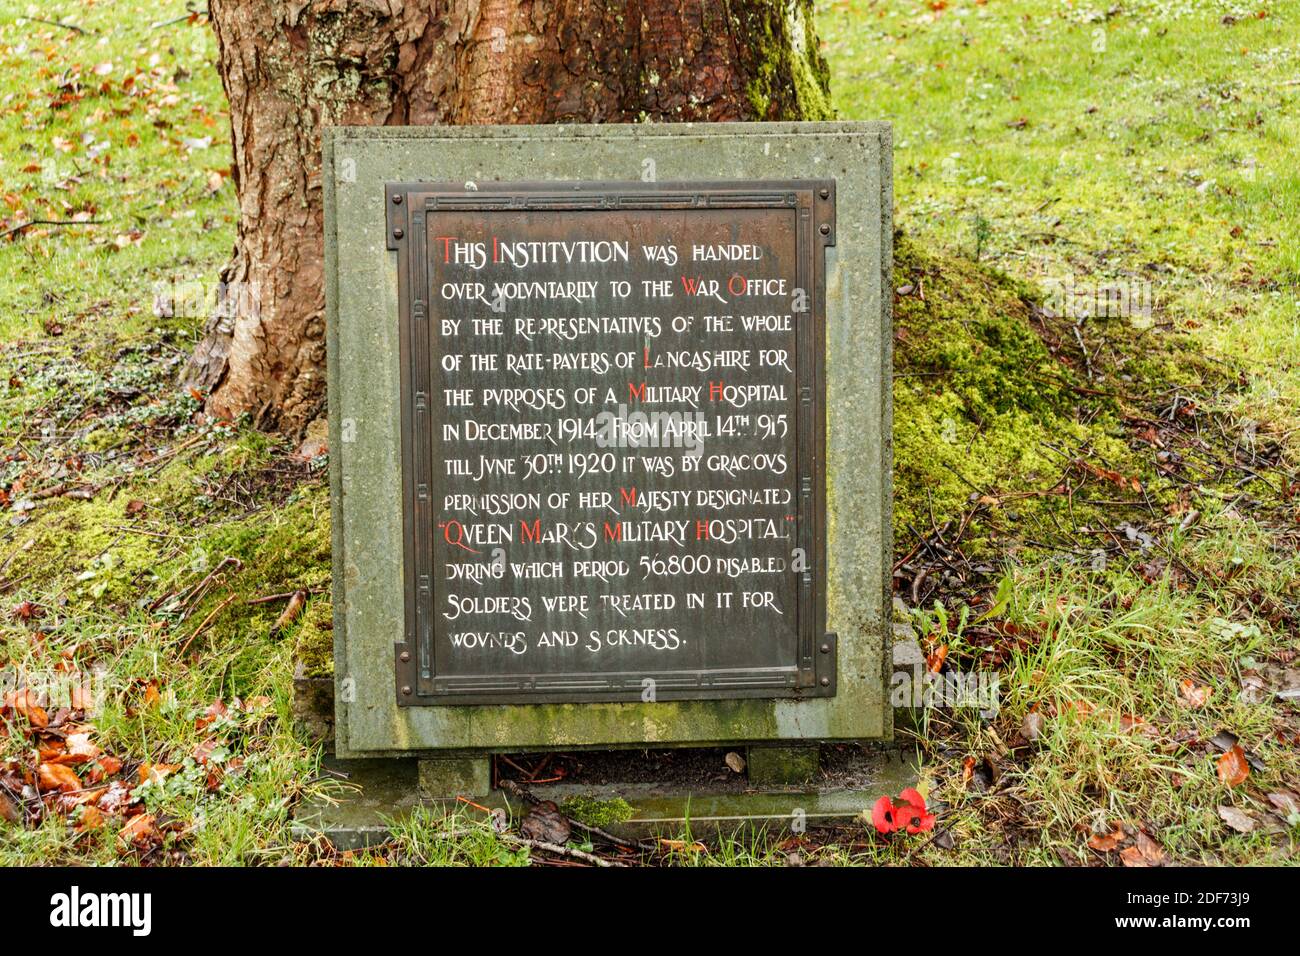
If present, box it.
[417,755,491,799]
[324,122,892,756]
[747,743,821,786]
[293,749,919,848]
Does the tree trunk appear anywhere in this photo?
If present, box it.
[185,0,832,434]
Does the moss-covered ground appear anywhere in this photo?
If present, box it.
[0,0,1296,865]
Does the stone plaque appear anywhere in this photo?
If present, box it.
[387,181,834,705]
[325,123,891,757]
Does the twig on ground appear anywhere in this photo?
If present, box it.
[20,17,94,36]
[1,219,105,240]
[151,3,210,29]
[246,587,325,605]
[505,835,625,867]
[177,593,238,656]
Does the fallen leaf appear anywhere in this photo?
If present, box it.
[0,788,20,824]
[659,838,705,853]
[84,755,122,784]
[204,766,224,792]
[1266,791,1300,818]
[519,801,570,844]
[137,763,179,785]
[53,732,101,765]
[70,682,95,714]
[1022,709,1046,742]
[195,698,228,730]
[38,763,82,793]
[97,782,133,814]
[273,590,307,632]
[1087,823,1126,851]
[1119,831,1167,867]
[141,680,161,708]
[1217,805,1255,833]
[76,804,105,831]
[118,813,160,851]
[1120,714,1153,736]
[1063,698,1095,718]
[1178,678,1212,708]
[11,600,41,621]
[192,738,218,765]
[3,688,48,728]
[1217,745,1250,787]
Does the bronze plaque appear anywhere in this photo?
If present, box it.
[388,180,834,705]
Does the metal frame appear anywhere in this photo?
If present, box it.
[387,180,835,706]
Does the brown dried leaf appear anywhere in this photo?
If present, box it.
[76,804,105,831]
[84,755,122,784]
[0,788,20,824]
[1266,791,1300,817]
[137,762,179,786]
[1217,805,1255,833]
[97,781,133,814]
[37,762,82,793]
[195,698,228,730]
[70,682,95,714]
[273,589,307,632]
[1216,745,1250,788]
[1119,831,1167,867]
[1022,710,1046,742]
[55,732,101,765]
[3,688,48,728]
[118,813,160,851]
[519,801,570,845]
[1087,823,1126,852]
[1178,679,1212,709]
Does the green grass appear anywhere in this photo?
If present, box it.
[823,0,1300,441]
[0,0,1296,865]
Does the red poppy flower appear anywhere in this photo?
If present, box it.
[871,795,898,834]
[895,787,936,833]
[870,788,936,835]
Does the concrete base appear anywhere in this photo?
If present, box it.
[417,755,491,798]
[747,744,820,786]
[292,746,918,850]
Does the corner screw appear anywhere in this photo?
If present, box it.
[819,188,830,199]
[819,223,830,236]
[401,685,412,696]
[393,227,404,240]
[820,643,830,654]
[392,193,403,205]
[820,677,830,687]
[400,651,411,663]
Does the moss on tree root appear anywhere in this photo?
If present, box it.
[890,233,1215,561]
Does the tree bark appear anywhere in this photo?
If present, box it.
[186,0,832,434]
